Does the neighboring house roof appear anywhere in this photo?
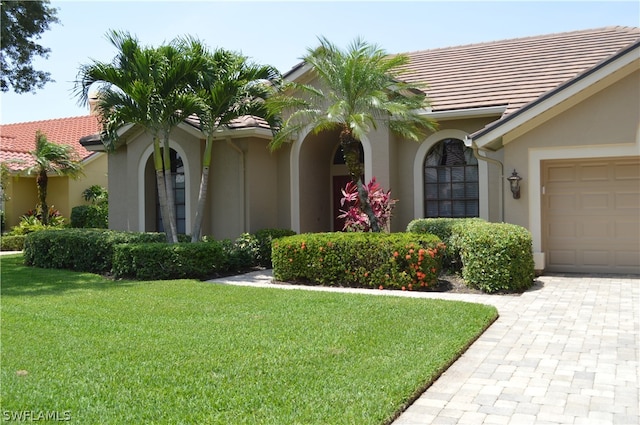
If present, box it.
[0,116,100,171]
[393,26,640,115]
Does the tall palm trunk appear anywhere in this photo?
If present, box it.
[191,134,214,242]
[339,129,381,232]
[36,170,49,225]
[153,137,175,243]
[162,137,179,243]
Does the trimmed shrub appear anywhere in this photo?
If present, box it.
[212,229,297,269]
[112,241,226,280]
[407,217,485,271]
[457,222,535,293]
[272,232,444,290]
[253,228,296,267]
[1,234,26,251]
[70,205,108,229]
[219,236,255,272]
[23,229,170,273]
[408,218,535,293]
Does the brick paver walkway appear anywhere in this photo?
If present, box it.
[212,272,640,425]
[393,274,639,425]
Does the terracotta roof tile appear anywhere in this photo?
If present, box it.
[394,26,640,114]
[0,116,100,171]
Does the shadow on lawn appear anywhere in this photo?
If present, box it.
[0,254,137,297]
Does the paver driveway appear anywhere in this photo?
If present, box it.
[214,272,639,425]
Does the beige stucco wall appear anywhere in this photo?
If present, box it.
[107,124,284,241]
[502,69,640,230]
[391,116,502,232]
[204,135,283,240]
[276,143,291,230]
[108,144,130,231]
[207,138,245,239]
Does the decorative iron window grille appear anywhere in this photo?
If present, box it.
[424,139,479,218]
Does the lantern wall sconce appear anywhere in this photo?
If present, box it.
[507,169,522,199]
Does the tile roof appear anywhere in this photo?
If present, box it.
[0,116,100,171]
[394,26,640,115]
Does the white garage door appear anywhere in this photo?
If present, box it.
[543,157,640,274]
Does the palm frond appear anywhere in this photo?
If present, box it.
[272,36,437,151]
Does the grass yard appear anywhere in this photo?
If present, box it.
[1,254,497,424]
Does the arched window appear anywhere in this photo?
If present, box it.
[156,149,186,234]
[424,138,479,218]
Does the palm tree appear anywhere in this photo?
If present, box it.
[26,131,83,225]
[74,31,203,243]
[190,46,281,241]
[268,37,437,232]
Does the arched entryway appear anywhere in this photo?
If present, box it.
[291,128,370,233]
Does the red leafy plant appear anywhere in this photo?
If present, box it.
[338,177,397,232]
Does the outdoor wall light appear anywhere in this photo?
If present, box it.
[507,169,522,199]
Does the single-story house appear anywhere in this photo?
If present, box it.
[0,116,107,228]
[82,26,639,275]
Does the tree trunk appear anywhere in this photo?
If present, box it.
[339,129,381,232]
[191,135,214,242]
[162,137,179,243]
[153,137,174,243]
[37,170,49,225]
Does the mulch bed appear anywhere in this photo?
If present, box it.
[209,268,532,296]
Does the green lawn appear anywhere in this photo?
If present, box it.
[1,254,497,424]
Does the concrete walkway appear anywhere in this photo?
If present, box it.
[212,271,639,425]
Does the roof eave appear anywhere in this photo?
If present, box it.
[283,62,311,82]
[419,105,507,121]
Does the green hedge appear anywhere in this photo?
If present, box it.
[254,228,297,267]
[204,228,297,269]
[22,228,295,280]
[457,222,535,293]
[272,232,445,290]
[407,218,484,270]
[70,205,108,229]
[407,218,534,293]
[112,241,226,280]
[23,229,172,273]
[1,234,26,251]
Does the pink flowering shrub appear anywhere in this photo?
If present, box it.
[338,177,397,232]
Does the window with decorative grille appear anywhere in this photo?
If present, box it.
[424,139,479,218]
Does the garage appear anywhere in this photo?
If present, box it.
[542,157,640,274]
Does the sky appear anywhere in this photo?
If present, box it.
[1,0,638,124]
